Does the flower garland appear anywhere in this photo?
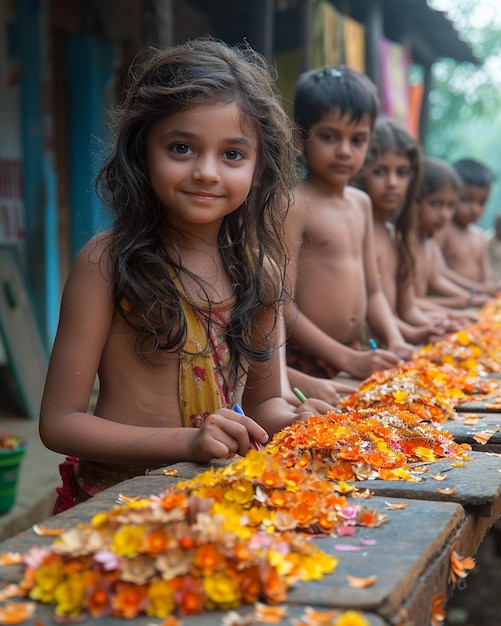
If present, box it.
[265,409,471,482]
[5,451,389,620]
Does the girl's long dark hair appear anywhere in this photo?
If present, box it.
[356,117,422,282]
[96,38,297,381]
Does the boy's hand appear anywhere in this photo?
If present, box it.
[344,348,401,380]
[190,409,268,463]
[292,398,338,422]
[286,372,345,406]
[388,340,414,361]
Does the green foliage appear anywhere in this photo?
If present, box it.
[425,0,501,229]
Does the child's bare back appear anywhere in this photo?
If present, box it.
[293,181,371,345]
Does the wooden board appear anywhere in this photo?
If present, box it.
[352,451,501,509]
[457,394,501,413]
[444,412,501,450]
[0,243,48,418]
[0,475,463,626]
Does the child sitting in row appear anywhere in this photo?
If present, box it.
[437,157,499,296]
[354,117,454,344]
[413,156,487,321]
[284,66,414,382]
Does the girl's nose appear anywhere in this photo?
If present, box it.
[193,154,220,183]
[387,171,398,187]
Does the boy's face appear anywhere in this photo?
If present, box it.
[302,109,372,190]
[454,183,490,227]
[418,185,457,236]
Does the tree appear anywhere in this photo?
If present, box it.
[426,0,501,228]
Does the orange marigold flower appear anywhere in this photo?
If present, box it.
[193,543,225,574]
[110,581,148,619]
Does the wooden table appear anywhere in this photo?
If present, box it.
[0,472,464,626]
[2,447,501,626]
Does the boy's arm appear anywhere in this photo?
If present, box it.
[283,192,402,379]
[428,241,489,306]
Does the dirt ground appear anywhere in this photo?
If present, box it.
[445,525,501,626]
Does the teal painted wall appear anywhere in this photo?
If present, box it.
[66,36,116,258]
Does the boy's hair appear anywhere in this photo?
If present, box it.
[96,37,297,376]
[293,65,380,139]
[356,116,422,280]
[417,156,462,201]
[453,158,496,188]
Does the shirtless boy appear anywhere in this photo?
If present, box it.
[437,158,499,295]
[284,67,414,381]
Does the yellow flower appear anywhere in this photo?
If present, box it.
[393,390,408,403]
[203,572,240,608]
[53,573,86,616]
[414,447,436,462]
[267,549,294,577]
[91,512,110,527]
[456,330,471,346]
[30,561,63,603]
[240,449,269,480]
[224,479,254,507]
[111,525,145,557]
[147,579,175,618]
[335,609,370,626]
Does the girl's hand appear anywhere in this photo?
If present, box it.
[189,409,268,463]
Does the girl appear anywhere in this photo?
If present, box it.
[355,118,452,344]
[40,38,326,512]
[413,156,488,318]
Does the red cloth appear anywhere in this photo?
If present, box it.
[52,456,79,514]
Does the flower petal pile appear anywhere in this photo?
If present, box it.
[340,358,497,422]
[8,451,391,620]
[265,409,471,482]
[417,325,501,375]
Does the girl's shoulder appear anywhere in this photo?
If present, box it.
[71,231,113,280]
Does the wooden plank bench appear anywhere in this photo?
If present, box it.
[0,472,464,626]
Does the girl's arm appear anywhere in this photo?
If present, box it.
[39,237,269,465]
[361,197,414,360]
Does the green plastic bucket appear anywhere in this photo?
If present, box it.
[0,446,26,513]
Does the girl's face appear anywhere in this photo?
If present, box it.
[303,109,372,191]
[146,102,258,237]
[417,185,457,236]
[363,150,412,218]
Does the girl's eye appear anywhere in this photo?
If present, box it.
[397,168,411,178]
[171,143,193,155]
[224,149,244,161]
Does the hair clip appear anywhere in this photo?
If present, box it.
[315,67,344,81]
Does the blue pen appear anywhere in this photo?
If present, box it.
[368,338,378,350]
[233,404,264,451]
